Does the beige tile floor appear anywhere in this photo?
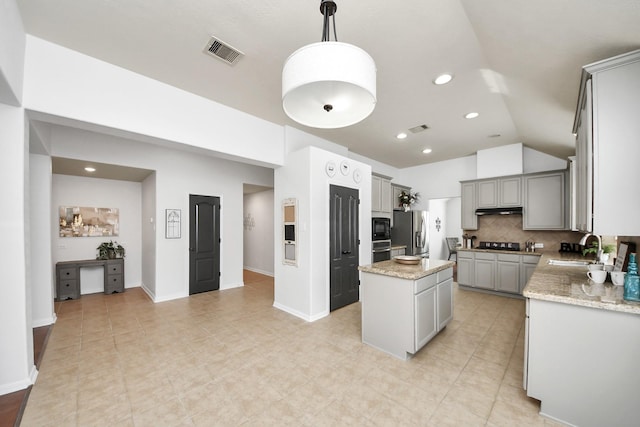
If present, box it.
[22,271,564,426]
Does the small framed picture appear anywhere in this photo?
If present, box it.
[165,209,181,239]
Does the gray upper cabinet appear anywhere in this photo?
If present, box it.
[500,177,522,206]
[477,176,522,208]
[372,175,392,213]
[461,182,478,230]
[477,180,498,208]
[573,50,640,236]
[523,170,568,230]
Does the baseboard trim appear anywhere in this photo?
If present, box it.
[272,302,328,323]
[32,315,56,328]
[0,377,32,396]
[243,266,274,277]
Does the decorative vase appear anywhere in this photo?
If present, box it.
[403,204,409,212]
[623,252,640,301]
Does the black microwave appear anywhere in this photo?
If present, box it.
[372,217,391,241]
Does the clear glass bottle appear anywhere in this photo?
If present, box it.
[623,252,640,301]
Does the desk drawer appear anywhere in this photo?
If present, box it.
[58,267,77,280]
[106,261,123,275]
[105,275,124,294]
[58,279,79,300]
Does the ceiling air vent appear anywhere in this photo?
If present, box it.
[409,124,429,133]
[204,37,244,65]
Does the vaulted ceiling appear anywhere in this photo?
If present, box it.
[17,0,640,168]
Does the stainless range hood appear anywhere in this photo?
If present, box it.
[475,207,523,216]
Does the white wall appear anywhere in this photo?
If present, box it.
[396,155,478,207]
[524,146,568,173]
[0,0,25,106]
[243,190,274,276]
[428,199,447,260]
[49,126,273,301]
[29,153,54,326]
[349,151,399,179]
[0,104,35,395]
[52,175,143,294]
[477,143,524,178]
[23,36,285,168]
[141,172,156,297]
[274,142,372,322]
[446,197,462,243]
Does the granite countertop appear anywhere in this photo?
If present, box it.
[523,253,640,315]
[457,248,543,256]
[359,258,455,281]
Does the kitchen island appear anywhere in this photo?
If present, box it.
[523,254,640,427]
[359,258,455,360]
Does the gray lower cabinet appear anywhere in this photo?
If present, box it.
[458,250,541,295]
[520,255,540,293]
[474,252,496,290]
[456,251,474,286]
[497,254,520,294]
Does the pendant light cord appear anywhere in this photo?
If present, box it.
[320,0,338,42]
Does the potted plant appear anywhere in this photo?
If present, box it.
[582,241,615,263]
[114,242,126,259]
[97,241,125,260]
[398,191,420,211]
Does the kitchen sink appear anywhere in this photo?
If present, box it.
[547,259,591,267]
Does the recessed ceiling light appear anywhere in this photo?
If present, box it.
[422,148,432,154]
[84,167,96,172]
[396,132,408,140]
[433,74,453,85]
[465,112,479,119]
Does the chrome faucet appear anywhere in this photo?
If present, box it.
[579,233,602,263]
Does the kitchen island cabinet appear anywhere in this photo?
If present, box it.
[359,259,455,360]
[523,254,640,427]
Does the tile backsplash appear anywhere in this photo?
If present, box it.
[463,215,583,254]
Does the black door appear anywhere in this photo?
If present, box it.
[189,194,220,295]
[329,185,360,311]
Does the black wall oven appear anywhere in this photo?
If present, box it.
[372,217,391,241]
[372,239,392,262]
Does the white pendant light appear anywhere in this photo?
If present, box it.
[282,1,376,129]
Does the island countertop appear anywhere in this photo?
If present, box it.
[523,253,640,315]
[359,258,455,281]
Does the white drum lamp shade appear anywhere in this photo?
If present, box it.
[282,41,376,129]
